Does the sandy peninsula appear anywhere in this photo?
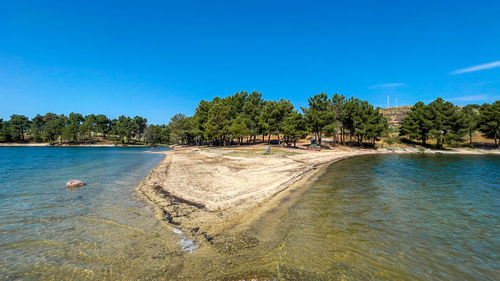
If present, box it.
[137,144,500,241]
[137,145,393,238]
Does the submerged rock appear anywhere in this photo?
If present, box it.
[66,179,85,188]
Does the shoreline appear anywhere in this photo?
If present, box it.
[0,143,163,147]
[136,145,500,245]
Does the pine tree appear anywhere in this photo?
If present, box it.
[479,101,500,147]
[462,105,480,147]
[303,93,336,145]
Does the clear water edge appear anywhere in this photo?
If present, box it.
[0,148,499,280]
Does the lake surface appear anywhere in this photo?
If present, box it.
[1,150,499,280]
[230,154,500,280]
[0,147,183,280]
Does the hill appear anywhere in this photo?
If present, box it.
[380,106,412,128]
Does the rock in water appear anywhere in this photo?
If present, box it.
[66,179,85,188]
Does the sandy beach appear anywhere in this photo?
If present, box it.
[137,144,500,239]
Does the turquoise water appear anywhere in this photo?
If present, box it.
[0,147,183,280]
[1,150,499,280]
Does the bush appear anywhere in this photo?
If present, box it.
[385,135,399,145]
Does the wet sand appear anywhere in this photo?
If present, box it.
[136,145,394,240]
[137,144,500,240]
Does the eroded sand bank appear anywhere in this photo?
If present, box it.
[136,145,500,250]
[137,146,387,236]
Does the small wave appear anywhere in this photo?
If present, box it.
[0,239,69,250]
[80,217,148,236]
[172,228,199,253]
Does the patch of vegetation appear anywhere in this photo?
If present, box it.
[225,149,301,158]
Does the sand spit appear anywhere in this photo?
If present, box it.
[136,145,499,248]
[137,146,388,236]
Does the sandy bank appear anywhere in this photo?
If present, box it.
[137,145,500,235]
[137,146,389,236]
[136,144,500,248]
[0,143,50,147]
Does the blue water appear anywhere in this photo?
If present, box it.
[0,147,181,280]
[252,154,500,280]
[1,149,499,280]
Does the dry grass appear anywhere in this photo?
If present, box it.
[223,148,302,158]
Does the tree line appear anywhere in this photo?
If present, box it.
[0,113,170,145]
[399,98,500,148]
[1,92,498,148]
[167,91,388,147]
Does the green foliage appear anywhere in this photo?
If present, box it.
[9,114,29,142]
[479,100,500,147]
[336,97,388,145]
[42,113,65,143]
[399,101,434,145]
[95,114,111,137]
[242,91,264,141]
[302,93,336,145]
[145,124,170,145]
[462,105,480,147]
[385,134,399,145]
[169,113,194,145]
[204,99,232,143]
[0,119,12,142]
[283,111,308,146]
[230,116,249,144]
[30,123,43,142]
[400,98,473,148]
[0,112,159,145]
[65,112,84,143]
[3,91,494,150]
[116,115,135,143]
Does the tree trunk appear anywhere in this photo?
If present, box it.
[294,139,297,147]
[469,131,473,148]
[277,132,280,145]
[318,130,322,145]
[267,134,270,144]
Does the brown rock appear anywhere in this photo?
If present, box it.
[66,179,85,188]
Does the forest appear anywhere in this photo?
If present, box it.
[0,92,499,148]
[399,98,500,148]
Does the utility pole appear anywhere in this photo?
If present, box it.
[387,95,390,108]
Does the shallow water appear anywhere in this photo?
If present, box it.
[225,154,500,280]
[1,150,499,280]
[0,147,188,280]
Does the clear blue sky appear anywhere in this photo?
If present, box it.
[1,0,499,124]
